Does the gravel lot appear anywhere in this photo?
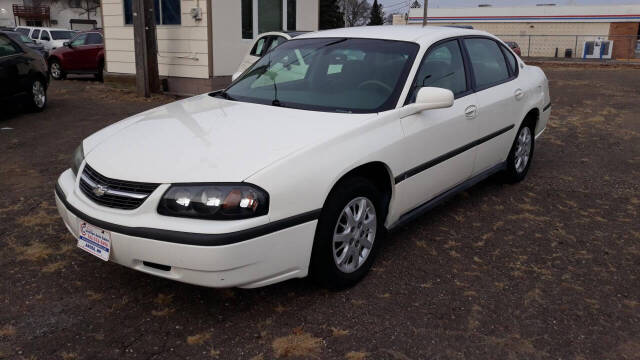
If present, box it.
[1,66,639,360]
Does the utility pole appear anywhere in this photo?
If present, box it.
[132,0,160,97]
[422,0,428,26]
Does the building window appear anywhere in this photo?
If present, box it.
[242,0,294,40]
[124,0,180,25]
[241,0,252,39]
[287,0,296,31]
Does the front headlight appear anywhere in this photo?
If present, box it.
[158,184,269,220]
[71,143,84,176]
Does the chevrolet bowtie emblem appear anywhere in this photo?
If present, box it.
[92,184,108,197]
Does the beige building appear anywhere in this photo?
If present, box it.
[101,0,319,94]
[393,5,640,59]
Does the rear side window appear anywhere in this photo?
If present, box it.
[464,38,510,89]
[500,44,518,75]
[31,29,40,40]
[250,37,268,56]
[86,33,103,45]
[40,30,50,41]
[408,39,467,103]
[16,28,30,36]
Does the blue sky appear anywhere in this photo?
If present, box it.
[379,0,640,13]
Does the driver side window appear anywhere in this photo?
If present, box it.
[407,39,467,103]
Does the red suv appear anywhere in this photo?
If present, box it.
[48,30,104,81]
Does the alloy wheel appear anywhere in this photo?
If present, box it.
[332,197,377,273]
[32,80,46,108]
[514,126,532,173]
[51,62,61,79]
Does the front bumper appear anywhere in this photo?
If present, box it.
[54,169,318,288]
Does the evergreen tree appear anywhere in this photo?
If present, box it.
[319,0,345,30]
[368,0,384,26]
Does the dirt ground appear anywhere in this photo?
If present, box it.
[1,66,639,360]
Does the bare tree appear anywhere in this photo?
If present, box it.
[51,0,100,20]
[341,0,371,27]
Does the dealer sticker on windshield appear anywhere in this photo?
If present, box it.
[77,222,111,261]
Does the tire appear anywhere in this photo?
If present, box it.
[504,121,535,183]
[95,60,104,82]
[49,59,65,80]
[28,78,47,112]
[310,177,386,289]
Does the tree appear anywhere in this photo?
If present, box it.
[368,0,383,25]
[342,0,371,27]
[319,0,345,30]
[51,0,100,20]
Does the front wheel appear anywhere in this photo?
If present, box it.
[310,177,385,289]
[504,122,535,183]
[49,59,65,80]
[28,78,47,111]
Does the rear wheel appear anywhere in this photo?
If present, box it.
[28,78,47,111]
[504,121,535,183]
[95,60,104,82]
[310,177,385,289]
[49,59,65,80]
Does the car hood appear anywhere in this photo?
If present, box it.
[83,94,373,183]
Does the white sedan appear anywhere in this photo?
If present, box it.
[55,26,550,289]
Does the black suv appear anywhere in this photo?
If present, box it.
[0,32,49,111]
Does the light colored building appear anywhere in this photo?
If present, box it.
[101,0,319,94]
[0,0,102,29]
[393,5,640,59]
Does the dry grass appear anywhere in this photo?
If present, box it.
[151,308,175,317]
[345,351,368,360]
[330,327,350,337]
[154,293,174,305]
[209,347,221,358]
[187,332,212,345]
[60,352,78,360]
[15,242,56,261]
[42,260,67,273]
[0,325,16,337]
[272,328,322,358]
[85,291,103,301]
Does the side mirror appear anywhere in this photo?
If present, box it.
[400,87,454,117]
[64,41,71,48]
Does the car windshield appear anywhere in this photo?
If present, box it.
[221,38,419,113]
[51,30,75,40]
[18,33,34,43]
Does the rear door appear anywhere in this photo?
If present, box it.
[463,37,522,175]
[395,38,478,214]
[81,33,103,70]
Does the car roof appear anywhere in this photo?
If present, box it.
[18,27,76,31]
[297,25,492,46]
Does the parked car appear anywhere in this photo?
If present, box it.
[0,32,49,111]
[232,31,308,80]
[16,26,76,53]
[1,30,47,58]
[505,41,522,56]
[55,26,550,289]
[48,31,104,81]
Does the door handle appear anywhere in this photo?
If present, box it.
[465,105,477,119]
[515,89,525,100]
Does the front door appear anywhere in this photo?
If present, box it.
[65,33,88,70]
[395,39,478,214]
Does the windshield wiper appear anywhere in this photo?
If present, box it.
[211,90,235,101]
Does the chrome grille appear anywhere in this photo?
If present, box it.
[79,164,160,210]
